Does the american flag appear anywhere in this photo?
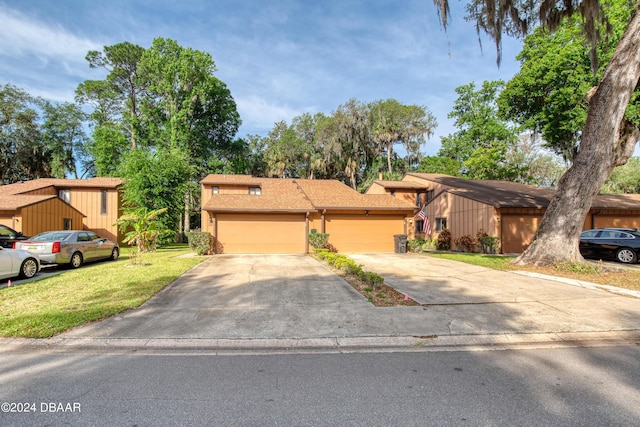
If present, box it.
[417,205,432,234]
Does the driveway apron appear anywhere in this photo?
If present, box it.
[63,253,640,340]
[349,253,640,335]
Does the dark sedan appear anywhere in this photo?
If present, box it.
[579,228,640,264]
[0,224,28,249]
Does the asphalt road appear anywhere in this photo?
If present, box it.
[1,345,639,426]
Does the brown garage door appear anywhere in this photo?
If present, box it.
[324,214,405,252]
[216,213,306,254]
[593,215,640,229]
[501,214,542,253]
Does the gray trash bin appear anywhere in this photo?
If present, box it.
[394,234,407,253]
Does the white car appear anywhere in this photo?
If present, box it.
[0,247,40,280]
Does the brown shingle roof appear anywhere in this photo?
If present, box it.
[0,194,57,210]
[0,177,122,196]
[202,178,315,212]
[406,173,640,210]
[369,180,429,190]
[0,178,122,210]
[201,175,416,212]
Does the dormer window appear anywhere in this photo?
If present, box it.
[59,189,70,203]
[249,187,261,195]
[212,186,219,194]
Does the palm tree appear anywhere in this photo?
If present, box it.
[114,207,170,253]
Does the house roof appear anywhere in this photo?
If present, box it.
[0,194,57,210]
[369,180,429,191]
[406,173,640,210]
[0,177,122,210]
[0,177,122,194]
[201,175,416,213]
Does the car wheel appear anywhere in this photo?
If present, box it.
[19,258,38,278]
[70,252,83,269]
[111,247,119,261]
[616,248,637,264]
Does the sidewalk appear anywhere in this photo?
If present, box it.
[3,253,640,353]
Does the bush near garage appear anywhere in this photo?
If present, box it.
[187,232,212,255]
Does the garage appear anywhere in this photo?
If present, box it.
[501,214,543,253]
[216,213,306,254]
[592,214,640,229]
[324,214,405,252]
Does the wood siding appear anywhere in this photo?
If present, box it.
[18,199,85,236]
[67,188,122,242]
[423,192,496,241]
[0,213,23,232]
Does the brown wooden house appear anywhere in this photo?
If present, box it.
[200,174,416,254]
[367,173,640,253]
[0,178,124,242]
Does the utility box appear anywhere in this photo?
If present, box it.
[394,234,407,253]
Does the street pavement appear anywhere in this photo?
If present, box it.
[3,253,640,353]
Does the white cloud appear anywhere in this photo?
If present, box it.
[0,6,100,72]
[235,94,305,135]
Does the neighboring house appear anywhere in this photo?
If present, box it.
[200,174,416,254]
[366,173,640,253]
[0,178,123,242]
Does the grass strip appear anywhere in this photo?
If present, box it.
[0,245,205,338]
[426,252,640,291]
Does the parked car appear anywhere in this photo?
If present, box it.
[0,224,28,249]
[0,247,40,280]
[579,228,640,264]
[15,230,119,269]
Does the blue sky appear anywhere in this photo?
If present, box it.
[0,0,524,156]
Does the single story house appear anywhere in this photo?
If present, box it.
[0,178,124,243]
[200,174,416,254]
[366,173,640,253]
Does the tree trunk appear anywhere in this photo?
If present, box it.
[184,190,191,235]
[516,7,640,266]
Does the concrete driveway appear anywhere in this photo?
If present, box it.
[61,253,640,343]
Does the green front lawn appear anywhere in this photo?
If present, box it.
[0,245,205,338]
[427,252,640,291]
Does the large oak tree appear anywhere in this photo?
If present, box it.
[434,0,640,265]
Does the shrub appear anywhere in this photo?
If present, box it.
[476,230,500,254]
[408,237,438,252]
[454,234,475,252]
[186,232,211,255]
[308,232,330,249]
[333,256,364,276]
[408,238,426,252]
[437,229,452,250]
[362,271,384,289]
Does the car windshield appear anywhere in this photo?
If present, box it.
[31,232,73,241]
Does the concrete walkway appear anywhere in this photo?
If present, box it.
[3,253,640,353]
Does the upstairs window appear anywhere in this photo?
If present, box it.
[249,187,261,195]
[101,190,108,214]
[59,189,70,203]
[426,190,434,202]
[212,186,219,194]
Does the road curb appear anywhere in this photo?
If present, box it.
[2,331,639,354]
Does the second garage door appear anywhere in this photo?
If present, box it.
[216,213,306,254]
[501,214,542,253]
[324,214,405,252]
